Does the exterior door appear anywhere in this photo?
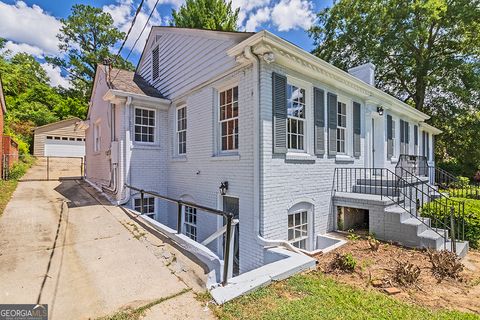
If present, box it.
[223,196,239,276]
[371,118,375,168]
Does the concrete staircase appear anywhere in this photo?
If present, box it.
[340,175,469,258]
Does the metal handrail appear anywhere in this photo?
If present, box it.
[333,167,464,250]
[433,166,480,199]
[124,184,234,286]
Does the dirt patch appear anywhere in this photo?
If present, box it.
[316,237,480,315]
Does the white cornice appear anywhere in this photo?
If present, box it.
[103,89,171,109]
[228,30,431,123]
[420,122,442,135]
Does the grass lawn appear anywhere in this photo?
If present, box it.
[211,272,480,320]
[0,179,18,215]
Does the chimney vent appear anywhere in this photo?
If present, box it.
[348,62,376,86]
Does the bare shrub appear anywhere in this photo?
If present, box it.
[428,250,464,281]
[392,261,421,286]
[367,235,380,251]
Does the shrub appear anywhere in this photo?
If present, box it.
[347,229,360,241]
[427,250,463,281]
[7,161,29,180]
[367,235,380,251]
[329,253,357,273]
[392,261,421,286]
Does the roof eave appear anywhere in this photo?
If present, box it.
[103,89,171,107]
[228,30,429,122]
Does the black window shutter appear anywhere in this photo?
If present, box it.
[327,92,337,155]
[426,132,430,160]
[272,72,287,154]
[387,114,393,160]
[353,101,361,157]
[314,87,325,156]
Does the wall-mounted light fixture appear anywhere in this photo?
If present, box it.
[377,106,384,116]
[219,181,229,195]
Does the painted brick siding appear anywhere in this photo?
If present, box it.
[85,70,112,187]
[166,66,261,273]
[259,62,367,248]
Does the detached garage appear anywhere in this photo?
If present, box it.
[33,117,86,157]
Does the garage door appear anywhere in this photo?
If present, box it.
[44,138,85,157]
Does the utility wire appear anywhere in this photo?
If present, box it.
[111,0,160,83]
[112,0,145,65]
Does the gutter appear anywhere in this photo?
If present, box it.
[244,46,302,255]
[103,89,171,106]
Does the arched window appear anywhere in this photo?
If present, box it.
[287,202,314,251]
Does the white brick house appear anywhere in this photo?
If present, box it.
[85,28,463,294]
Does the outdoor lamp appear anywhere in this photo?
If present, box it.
[377,106,384,115]
[219,181,229,195]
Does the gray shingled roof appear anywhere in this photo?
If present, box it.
[107,67,165,99]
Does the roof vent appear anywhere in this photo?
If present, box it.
[348,62,376,86]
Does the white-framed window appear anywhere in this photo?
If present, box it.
[184,206,197,241]
[392,120,396,157]
[93,122,101,152]
[176,105,187,155]
[134,197,155,218]
[288,211,308,250]
[287,84,306,151]
[219,86,238,151]
[134,107,155,143]
[337,102,347,154]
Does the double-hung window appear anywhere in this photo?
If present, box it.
[184,206,197,241]
[219,86,239,151]
[134,107,155,143]
[134,197,155,218]
[287,84,306,151]
[288,211,308,250]
[176,106,187,155]
[336,102,347,154]
[93,122,101,152]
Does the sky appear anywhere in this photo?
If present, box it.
[0,0,332,88]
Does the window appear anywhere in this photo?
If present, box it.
[69,137,75,141]
[288,211,308,250]
[176,106,187,155]
[134,108,155,143]
[152,45,159,80]
[287,84,306,151]
[93,123,101,152]
[391,120,396,157]
[134,197,155,218]
[54,137,61,140]
[219,86,239,151]
[184,206,197,241]
[46,136,53,140]
[76,138,83,141]
[62,137,68,140]
[336,102,347,154]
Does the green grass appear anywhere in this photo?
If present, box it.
[213,272,479,320]
[0,180,18,215]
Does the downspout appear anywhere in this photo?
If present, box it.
[119,96,133,205]
[244,46,301,254]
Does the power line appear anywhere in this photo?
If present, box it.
[112,0,145,65]
[111,0,160,83]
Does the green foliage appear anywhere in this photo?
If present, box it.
[171,0,240,31]
[347,229,360,241]
[215,273,478,319]
[309,0,480,177]
[51,4,134,99]
[422,197,480,249]
[330,253,357,272]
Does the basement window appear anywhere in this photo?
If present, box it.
[184,206,197,241]
[134,197,155,218]
[288,211,308,250]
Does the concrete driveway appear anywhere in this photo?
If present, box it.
[0,165,214,319]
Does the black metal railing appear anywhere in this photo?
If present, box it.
[396,154,429,177]
[333,167,465,251]
[125,184,235,286]
[432,166,480,199]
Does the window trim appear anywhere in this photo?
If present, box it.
[175,104,187,156]
[286,82,307,152]
[336,101,347,155]
[93,121,101,153]
[287,202,313,251]
[133,106,156,144]
[133,197,155,218]
[391,119,397,158]
[217,85,239,154]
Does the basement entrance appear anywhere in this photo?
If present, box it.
[337,206,369,233]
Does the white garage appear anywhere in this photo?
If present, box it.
[33,117,86,157]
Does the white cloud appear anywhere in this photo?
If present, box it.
[42,63,71,89]
[0,1,61,55]
[103,0,163,54]
[245,7,271,32]
[271,0,315,31]
[1,40,45,57]
[231,0,270,27]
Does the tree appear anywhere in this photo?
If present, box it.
[50,4,134,99]
[171,0,240,31]
[309,0,480,175]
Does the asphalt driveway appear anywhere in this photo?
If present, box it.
[0,164,214,319]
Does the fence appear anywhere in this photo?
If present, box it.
[15,156,84,181]
[125,184,236,286]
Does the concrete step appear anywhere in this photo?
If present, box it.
[352,185,399,197]
[445,240,469,258]
[402,217,428,234]
[419,229,444,250]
